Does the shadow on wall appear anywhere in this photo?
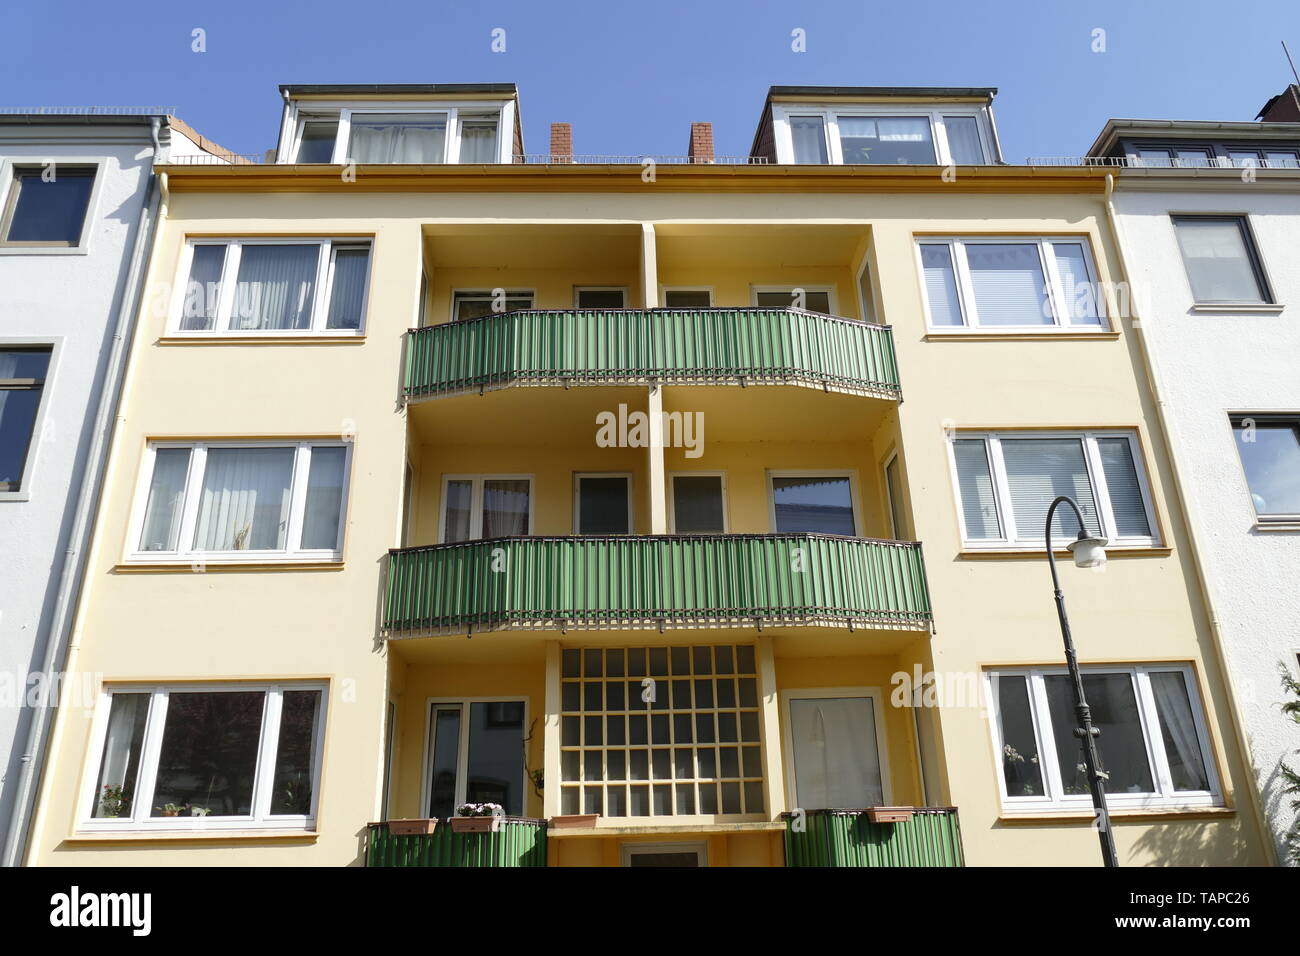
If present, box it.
[1129,819,1256,867]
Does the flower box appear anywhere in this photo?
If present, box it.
[388,818,438,836]
[450,815,502,833]
[549,814,598,829]
[866,807,914,824]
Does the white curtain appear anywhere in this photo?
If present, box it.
[443,480,473,542]
[349,114,446,163]
[789,697,882,809]
[301,447,346,550]
[458,118,499,163]
[482,479,529,537]
[194,447,293,551]
[139,448,191,551]
[93,693,148,816]
[1173,219,1262,302]
[944,116,984,164]
[789,116,828,164]
[181,245,225,330]
[876,117,927,142]
[1150,672,1210,791]
[325,249,369,330]
[233,245,317,330]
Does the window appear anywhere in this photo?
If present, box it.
[789,116,828,164]
[987,665,1219,812]
[670,474,726,533]
[1231,416,1300,521]
[753,286,833,314]
[776,107,990,165]
[838,116,936,165]
[1224,148,1300,169]
[130,441,350,562]
[1171,216,1271,305]
[294,120,340,162]
[883,454,905,539]
[662,289,713,308]
[949,431,1157,549]
[918,237,1106,330]
[350,113,447,163]
[575,473,632,534]
[622,842,707,866]
[560,645,764,818]
[451,290,534,321]
[1134,147,1214,168]
[440,475,531,541]
[769,473,857,535]
[0,346,52,493]
[782,689,887,809]
[175,239,371,334]
[1,165,96,246]
[84,683,325,829]
[575,287,627,309]
[456,114,500,163]
[425,699,526,817]
[285,104,509,165]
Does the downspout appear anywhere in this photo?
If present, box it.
[1101,172,1280,866]
[0,119,166,868]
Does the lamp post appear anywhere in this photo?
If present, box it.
[1044,494,1120,868]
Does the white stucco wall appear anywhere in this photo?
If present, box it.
[0,122,157,842]
[1113,184,1300,864]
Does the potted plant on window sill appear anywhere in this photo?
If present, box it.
[450,803,504,832]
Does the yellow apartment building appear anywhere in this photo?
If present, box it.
[21,84,1273,866]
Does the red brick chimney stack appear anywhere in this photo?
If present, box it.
[549,122,573,163]
[687,122,715,163]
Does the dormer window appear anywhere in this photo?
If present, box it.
[281,100,509,164]
[774,104,994,166]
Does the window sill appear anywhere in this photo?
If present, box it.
[0,245,89,256]
[924,330,1121,342]
[64,829,320,845]
[998,806,1232,824]
[1188,303,1285,314]
[113,560,344,573]
[157,335,366,345]
[1252,521,1300,532]
[0,491,32,503]
[958,546,1171,559]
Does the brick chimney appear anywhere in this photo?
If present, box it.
[687,122,714,163]
[549,122,573,163]
[1256,85,1300,123]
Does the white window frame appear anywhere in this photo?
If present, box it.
[882,451,905,539]
[78,681,328,832]
[420,696,529,817]
[668,471,728,533]
[125,439,352,564]
[0,158,105,256]
[0,337,61,502]
[449,288,536,323]
[621,841,709,866]
[766,469,861,536]
[659,286,715,308]
[437,473,534,542]
[915,236,1110,332]
[279,99,514,165]
[771,103,995,166]
[573,472,634,534]
[573,286,629,309]
[780,686,892,809]
[749,284,838,315]
[946,430,1159,550]
[168,238,372,336]
[985,664,1221,814]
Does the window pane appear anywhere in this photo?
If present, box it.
[152,691,264,816]
[1046,673,1154,796]
[458,116,499,163]
[301,447,346,549]
[295,121,339,162]
[576,289,625,309]
[1265,151,1300,168]
[789,116,828,164]
[920,244,964,326]
[91,693,150,818]
[138,448,192,551]
[426,707,461,817]
[1000,438,1101,543]
[1173,218,1266,304]
[993,675,1044,798]
[1149,672,1210,792]
[1227,150,1261,168]
[4,168,94,243]
[453,292,533,320]
[232,244,319,330]
[952,440,999,539]
[443,479,473,541]
[1175,149,1213,168]
[884,457,905,538]
[483,479,530,536]
[0,347,49,491]
[673,476,724,533]
[270,690,321,814]
[664,290,712,308]
[788,697,882,808]
[349,113,447,163]
[181,245,226,331]
[966,243,1053,326]
[325,248,369,330]
[839,116,935,165]
[193,447,294,551]
[1050,243,1101,326]
[578,476,630,534]
[771,476,855,535]
[1097,438,1151,536]
[1233,421,1300,516]
[466,701,525,815]
[755,289,831,313]
[943,116,984,164]
[1136,149,1173,167]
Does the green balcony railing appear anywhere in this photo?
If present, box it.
[404,308,900,400]
[365,819,547,867]
[784,809,964,867]
[384,533,931,636]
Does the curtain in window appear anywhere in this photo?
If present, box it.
[458,118,499,163]
[482,479,529,536]
[232,245,318,331]
[789,116,828,164]
[1096,438,1150,536]
[325,249,369,330]
[1149,672,1210,792]
[92,693,149,817]
[1000,438,1101,542]
[1050,243,1101,326]
[952,440,1000,538]
[789,697,882,809]
[443,479,473,542]
[966,243,1053,325]
[943,116,984,164]
[193,447,294,551]
[181,245,225,331]
[349,114,447,163]
[875,117,927,142]
[920,244,964,326]
[1173,219,1264,303]
[139,448,191,551]
[300,447,346,549]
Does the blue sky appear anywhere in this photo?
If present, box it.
[3,1,1298,160]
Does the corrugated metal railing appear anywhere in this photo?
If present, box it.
[404,308,901,400]
[784,808,964,867]
[365,819,547,867]
[384,533,931,636]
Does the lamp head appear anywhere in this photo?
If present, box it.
[1067,532,1108,569]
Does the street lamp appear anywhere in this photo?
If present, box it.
[1044,495,1120,868]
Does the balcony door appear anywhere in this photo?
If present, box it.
[424,699,527,818]
[574,473,632,534]
[782,689,889,810]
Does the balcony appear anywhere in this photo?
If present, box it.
[403,308,900,402]
[783,809,964,867]
[383,533,931,637]
[365,819,547,867]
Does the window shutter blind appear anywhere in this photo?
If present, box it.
[952,439,1001,539]
[1050,243,1101,326]
[965,243,1053,326]
[999,438,1100,543]
[1172,218,1264,303]
[920,244,964,326]
[1096,438,1151,537]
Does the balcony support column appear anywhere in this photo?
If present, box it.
[756,636,787,819]
[647,384,668,533]
[543,641,562,819]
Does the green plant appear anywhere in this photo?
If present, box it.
[1279,665,1300,863]
[98,784,130,817]
[156,803,185,815]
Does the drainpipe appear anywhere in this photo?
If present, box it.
[1100,172,1280,866]
[0,118,166,868]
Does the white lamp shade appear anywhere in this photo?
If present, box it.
[1068,536,1108,569]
